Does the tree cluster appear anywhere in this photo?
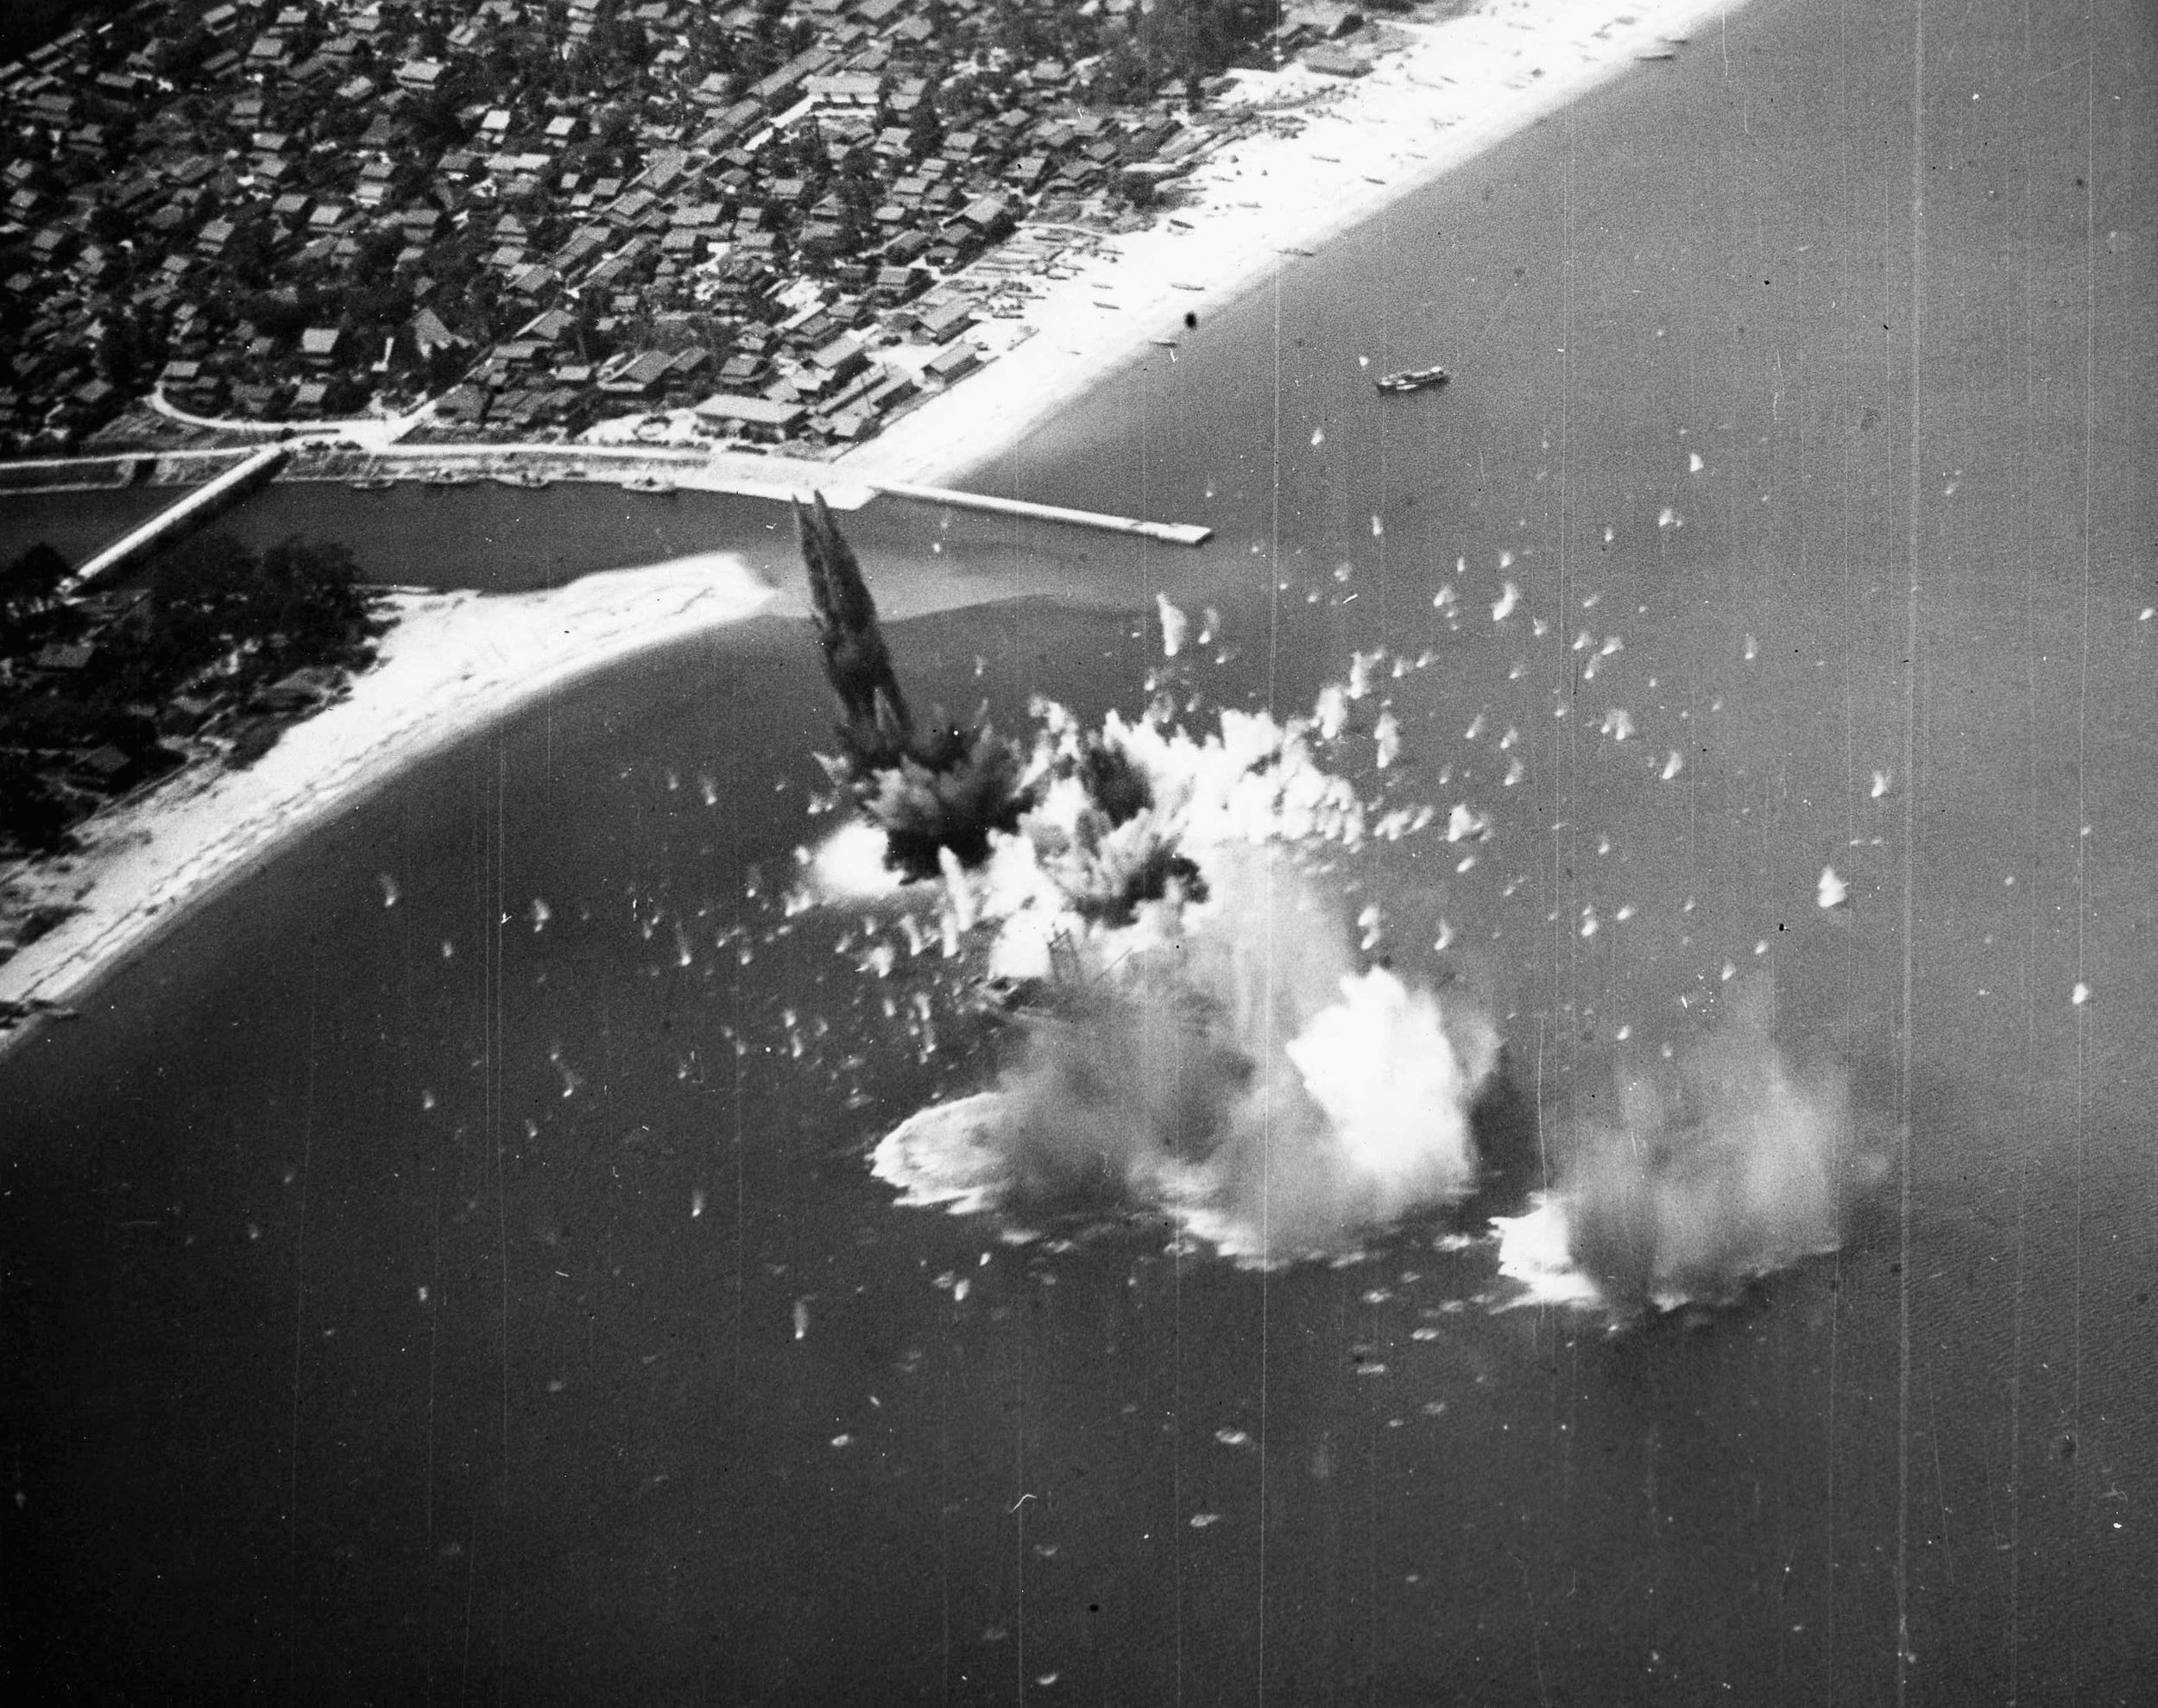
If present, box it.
[975,0,1278,106]
[142,533,383,696]
[0,0,128,65]
[0,535,385,854]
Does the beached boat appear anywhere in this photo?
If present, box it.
[1375,364,1449,394]
[490,470,553,489]
[422,467,479,485]
[622,473,677,494]
[348,476,394,490]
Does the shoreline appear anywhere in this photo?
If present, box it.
[0,0,1739,1046]
[0,440,881,511]
[0,557,773,1026]
[1,0,1732,511]
[834,0,1739,488]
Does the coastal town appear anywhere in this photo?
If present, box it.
[0,0,1426,932]
[0,0,1707,993]
[9,0,2151,1697]
[0,0,1411,462]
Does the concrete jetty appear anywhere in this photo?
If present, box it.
[866,479,1213,546]
[297,443,880,510]
[24,438,1208,565]
[68,445,290,586]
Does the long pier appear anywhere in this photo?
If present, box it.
[28,439,1208,564]
[68,444,290,586]
[865,479,1213,546]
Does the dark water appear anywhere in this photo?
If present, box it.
[0,475,1189,607]
[0,484,176,569]
[0,479,801,594]
[5,0,2156,1700]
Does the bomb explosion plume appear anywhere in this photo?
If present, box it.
[1494,976,1888,1320]
[798,491,909,737]
[792,504,1498,1258]
[872,844,1499,1263]
[796,493,1032,879]
[794,506,1877,1280]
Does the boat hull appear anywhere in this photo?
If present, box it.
[1375,366,1449,394]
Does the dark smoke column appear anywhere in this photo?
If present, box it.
[795,492,1032,880]
[796,491,912,755]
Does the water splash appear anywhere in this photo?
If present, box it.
[1493,978,1883,1319]
[786,507,1859,1287]
[819,660,1497,1260]
[873,851,1496,1262]
[1157,593,1189,658]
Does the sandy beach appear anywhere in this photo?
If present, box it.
[0,0,1735,1037]
[14,0,2158,1687]
[0,555,772,1020]
[840,0,1739,487]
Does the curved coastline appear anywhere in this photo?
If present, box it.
[0,556,773,1027]
[0,0,1736,1044]
[833,0,1740,488]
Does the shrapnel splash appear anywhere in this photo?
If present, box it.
[791,497,1879,1296]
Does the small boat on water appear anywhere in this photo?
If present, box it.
[348,475,394,490]
[1375,364,1449,394]
[490,469,552,489]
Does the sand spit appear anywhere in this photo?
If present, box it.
[0,0,1741,1042]
[0,555,773,1030]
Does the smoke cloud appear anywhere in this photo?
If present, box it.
[817,664,1499,1263]
[796,491,1033,879]
[788,515,1873,1294]
[1495,976,1884,1317]
[874,848,1497,1261]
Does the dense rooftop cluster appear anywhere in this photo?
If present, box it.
[0,0,1353,457]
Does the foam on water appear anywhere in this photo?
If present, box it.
[828,673,1496,1261]
[872,849,1496,1262]
[816,618,1877,1293]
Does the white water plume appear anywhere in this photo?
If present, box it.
[874,850,1496,1262]
[842,678,1496,1260]
[1157,593,1189,658]
[1495,977,1882,1317]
